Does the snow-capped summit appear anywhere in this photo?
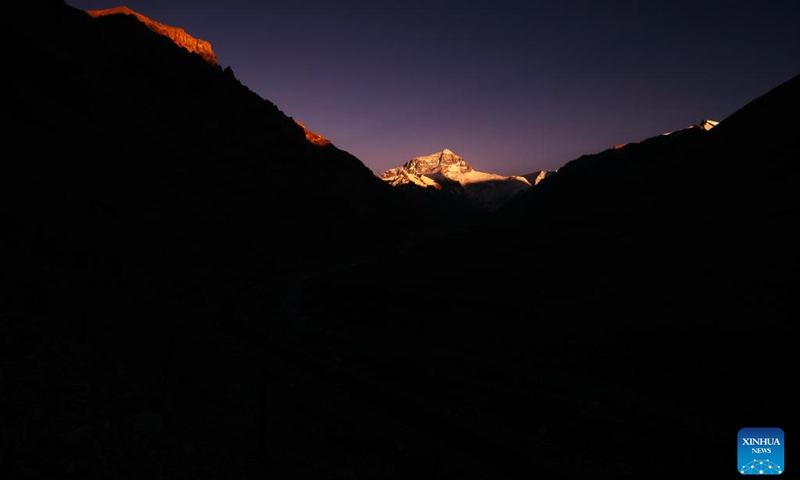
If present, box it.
[391,148,474,181]
[380,149,538,211]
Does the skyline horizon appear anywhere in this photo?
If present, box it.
[373,115,725,176]
[66,0,799,176]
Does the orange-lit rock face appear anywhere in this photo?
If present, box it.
[87,6,219,66]
[294,120,331,147]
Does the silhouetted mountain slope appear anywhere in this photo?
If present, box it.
[498,121,712,227]
[3,0,416,313]
[87,6,220,65]
[501,75,799,228]
[491,74,799,330]
[696,74,800,214]
[2,2,440,477]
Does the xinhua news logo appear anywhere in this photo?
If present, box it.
[738,427,784,475]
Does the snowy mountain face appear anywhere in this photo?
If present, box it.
[379,149,540,212]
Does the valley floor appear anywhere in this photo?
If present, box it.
[4,214,795,479]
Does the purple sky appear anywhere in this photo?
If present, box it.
[67,0,799,176]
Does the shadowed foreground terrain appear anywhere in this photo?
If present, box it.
[2,1,798,478]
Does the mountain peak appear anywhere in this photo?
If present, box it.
[402,149,472,176]
[380,149,535,212]
[87,6,219,66]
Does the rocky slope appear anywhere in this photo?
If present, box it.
[3,0,413,363]
[87,6,219,65]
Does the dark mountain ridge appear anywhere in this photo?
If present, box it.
[490,75,799,330]
[502,76,798,227]
[4,0,420,316]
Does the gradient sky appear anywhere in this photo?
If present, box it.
[67,0,799,176]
